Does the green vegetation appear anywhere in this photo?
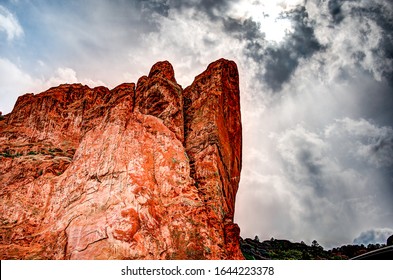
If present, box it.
[0,150,12,158]
[240,236,388,260]
[0,151,23,158]
[0,147,70,158]
[268,249,303,260]
[243,252,256,260]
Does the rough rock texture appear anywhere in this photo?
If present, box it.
[183,59,243,259]
[0,59,243,259]
[135,61,184,142]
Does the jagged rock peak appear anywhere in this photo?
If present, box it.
[148,60,177,83]
[135,60,184,142]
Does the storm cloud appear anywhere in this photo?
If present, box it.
[262,7,323,91]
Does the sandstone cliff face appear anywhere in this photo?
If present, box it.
[0,59,243,259]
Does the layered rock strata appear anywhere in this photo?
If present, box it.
[0,58,243,259]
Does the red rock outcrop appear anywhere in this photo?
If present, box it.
[135,61,184,142]
[183,59,243,259]
[0,59,243,259]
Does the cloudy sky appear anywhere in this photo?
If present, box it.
[1,0,393,248]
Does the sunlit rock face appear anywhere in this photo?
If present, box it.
[0,59,243,260]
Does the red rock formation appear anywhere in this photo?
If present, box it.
[0,59,243,259]
[183,59,243,259]
[135,61,184,142]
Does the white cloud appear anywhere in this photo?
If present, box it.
[44,67,106,89]
[0,5,23,41]
[353,228,393,245]
[228,0,301,43]
[305,0,392,83]
[0,58,40,114]
[326,118,393,168]
[0,59,106,114]
[277,125,328,181]
[236,113,393,247]
[126,5,249,88]
[46,67,78,86]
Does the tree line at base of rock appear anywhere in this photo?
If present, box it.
[240,235,393,260]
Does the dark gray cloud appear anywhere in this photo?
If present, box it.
[325,118,393,169]
[353,4,393,84]
[298,149,322,177]
[136,0,170,17]
[276,125,329,198]
[262,7,322,91]
[225,5,323,92]
[327,0,345,24]
[223,17,263,41]
[369,135,393,168]
[168,0,234,21]
[235,0,393,92]
[321,0,393,85]
[177,2,324,92]
[149,0,324,91]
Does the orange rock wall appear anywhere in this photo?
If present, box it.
[0,59,243,259]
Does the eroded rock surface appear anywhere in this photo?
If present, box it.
[0,59,243,259]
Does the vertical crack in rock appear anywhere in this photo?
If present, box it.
[0,58,243,260]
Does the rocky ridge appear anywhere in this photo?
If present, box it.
[0,58,243,259]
